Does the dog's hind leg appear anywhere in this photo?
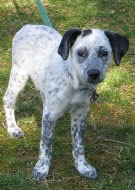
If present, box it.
[3,64,29,138]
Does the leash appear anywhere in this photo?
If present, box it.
[35,0,53,28]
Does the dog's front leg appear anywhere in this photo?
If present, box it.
[71,106,97,179]
[32,109,55,181]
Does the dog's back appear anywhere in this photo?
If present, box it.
[13,24,61,56]
[12,25,62,91]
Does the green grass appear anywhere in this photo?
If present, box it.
[0,0,135,189]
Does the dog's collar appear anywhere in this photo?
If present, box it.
[79,87,89,91]
[79,87,99,102]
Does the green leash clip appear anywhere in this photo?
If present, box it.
[35,0,53,28]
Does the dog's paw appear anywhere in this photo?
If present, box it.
[80,166,97,179]
[77,162,97,180]
[32,160,49,181]
[8,126,24,138]
[32,168,48,181]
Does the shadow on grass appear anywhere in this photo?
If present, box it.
[16,81,43,128]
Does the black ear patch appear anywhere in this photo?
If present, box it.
[58,29,82,60]
[104,30,129,66]
[82,29,92,37]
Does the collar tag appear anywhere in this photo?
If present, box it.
[90,90,99,102]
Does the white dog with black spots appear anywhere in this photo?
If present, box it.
[3,25,129,180]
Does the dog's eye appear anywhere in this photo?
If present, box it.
[77,48,88,58]
[100,50,108,57]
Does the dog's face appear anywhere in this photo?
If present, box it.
[69,29,113,85]
[58,28,129,85]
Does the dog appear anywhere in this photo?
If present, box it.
[3,25,129,181]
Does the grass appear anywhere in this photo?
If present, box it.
[0,0,135,189]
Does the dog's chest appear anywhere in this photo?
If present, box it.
[70,89,90,107]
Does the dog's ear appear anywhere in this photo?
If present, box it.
[58,29,82,60]
[104,30,129,66]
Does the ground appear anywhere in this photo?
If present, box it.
[0,0,135,189]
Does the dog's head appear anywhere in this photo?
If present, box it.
[58,28,129,86]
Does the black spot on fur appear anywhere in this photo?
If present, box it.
[82,30,92,37]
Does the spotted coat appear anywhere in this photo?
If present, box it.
[3,25,129,180]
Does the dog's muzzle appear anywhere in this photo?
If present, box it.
[87,69,101,84]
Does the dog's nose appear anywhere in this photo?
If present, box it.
[87,69,100,80]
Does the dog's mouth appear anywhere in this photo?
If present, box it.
[88,79,103,85]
